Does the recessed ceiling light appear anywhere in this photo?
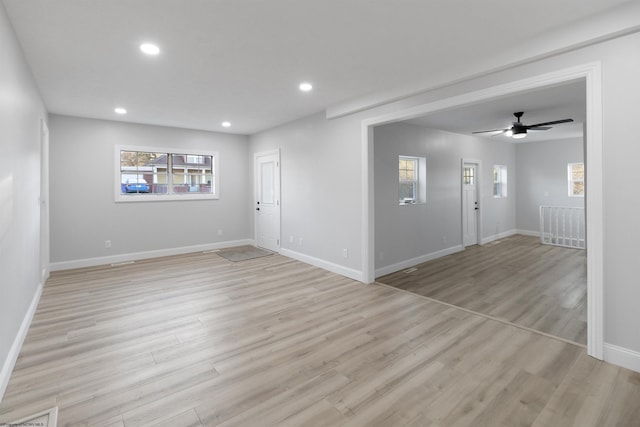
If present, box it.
[140,43,160,55]
[221,121,231,128]
[114,107,127,114]
[299,82,313,92]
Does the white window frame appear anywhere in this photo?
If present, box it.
[568,162,585,197]
[493,165,507,198]
[115,145,219,202]
[399,155,427,205]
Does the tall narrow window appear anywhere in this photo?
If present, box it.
[493,165,507,198]
[568,162,584,197]
[399,156,418,204]
[399,155,427,205]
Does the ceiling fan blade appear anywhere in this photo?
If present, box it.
[527,126,551,131]
[526,118,574,128]
[472,128,506,134]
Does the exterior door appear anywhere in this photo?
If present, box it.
[462,163,479,247]
[255,150,280,252]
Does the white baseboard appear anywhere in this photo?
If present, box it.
[50,239,256,271]
[374,245,463,278]
[481,229,518,245]
[280,248,364,282]
[604,343,640,373]
[515,229,540,237]
[0,282,43,403]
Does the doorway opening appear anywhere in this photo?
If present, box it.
[362,63,602,359]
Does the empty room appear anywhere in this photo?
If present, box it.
[1,1,640,426]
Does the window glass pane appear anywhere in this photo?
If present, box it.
[463,167,475,185]
[171,154,213,194]
[120,151,163,194]
[568,163,584,197]
[399,182,416,201]
[493,165,507,197]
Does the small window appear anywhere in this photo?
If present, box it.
[463,166,475,185]
[568,162,584,197]
[493,165,507,198]
[116,146,218,202]
[399,156,418,204]
[399,155,427,205]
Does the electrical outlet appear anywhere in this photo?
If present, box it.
[105,240,111,249]
[379,251,384,261]
[298,237,303,246]
[442,236,447,244]
[289,235,294,243]
[343,248,348,259]
[217,229,223,236]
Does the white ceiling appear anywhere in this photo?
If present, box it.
[2,0,632,135]
[404,80,586,143]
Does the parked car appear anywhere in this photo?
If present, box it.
[123,178,150,193]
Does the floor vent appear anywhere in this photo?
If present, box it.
[403,267,418,273]
[110,260,135,267]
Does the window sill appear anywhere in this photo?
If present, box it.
[115,193,219,203]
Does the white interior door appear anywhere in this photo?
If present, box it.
[255,151,280,252]
[462,162,479,247]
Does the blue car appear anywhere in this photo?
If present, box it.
[123,178,150,193]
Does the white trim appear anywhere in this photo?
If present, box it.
[50,239,255,271]
[461,159,482,247]
[281,248,363,282]
[362,62,604,359]
[40,118,50,286]
[515,229,540,238]
[375,245,463,278]
[0,283,43,403]
[604,343,640,373]
[480,229,518,245]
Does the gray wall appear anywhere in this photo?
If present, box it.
[49,115,252,264]
[0,3,47,394]
[249,112,364,275]
[516,138,584,233]
[374,122,516,272]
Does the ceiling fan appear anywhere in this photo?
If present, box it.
[472,111,573,139]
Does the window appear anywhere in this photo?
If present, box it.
[116,146,218,202]
[493,165,507,198]
[399,156,417,203]
[463,166,475,185]
[399,155,427,205]
[568,162,584,197]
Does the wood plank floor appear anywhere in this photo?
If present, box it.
[1,249,638,426]
[378,235,587,345]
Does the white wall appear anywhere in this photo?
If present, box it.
[249,112,364,279]
[49,115,252,267]
[374,122,516,274]
[516,137,584,233]
[0,3,47,400]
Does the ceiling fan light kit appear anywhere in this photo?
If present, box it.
[472,111,573,140]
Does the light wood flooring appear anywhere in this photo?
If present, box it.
[379,235,587,345]
[1,249,638,426]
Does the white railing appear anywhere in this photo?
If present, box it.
[539,205,585,249]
